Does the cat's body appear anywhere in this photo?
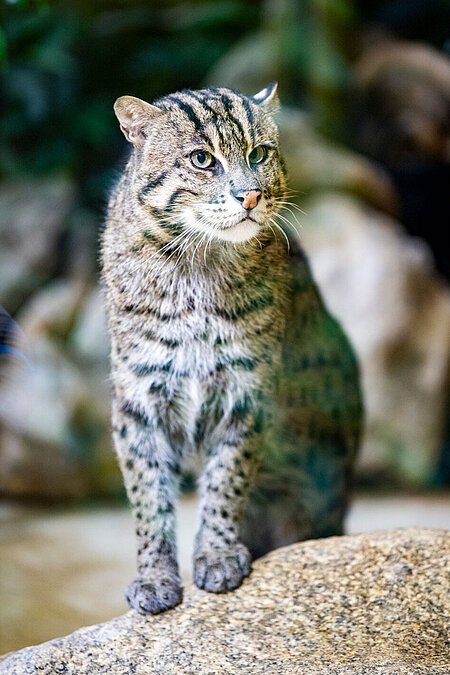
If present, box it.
[102,84,362,615]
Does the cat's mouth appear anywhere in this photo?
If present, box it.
[220,215,258,230]
[215,215,260,243]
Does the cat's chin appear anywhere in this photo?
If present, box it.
[215,218,260,243]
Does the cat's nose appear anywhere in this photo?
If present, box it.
[233,189,262,210]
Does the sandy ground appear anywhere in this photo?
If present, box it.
[1,493,449,655]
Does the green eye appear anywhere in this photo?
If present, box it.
[191,150,215,169]
[249,145,268,164]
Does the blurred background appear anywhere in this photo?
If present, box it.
[1,0,449,654]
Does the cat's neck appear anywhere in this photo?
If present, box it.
[143,233,279,287]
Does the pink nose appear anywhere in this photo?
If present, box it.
[235,190,261,210]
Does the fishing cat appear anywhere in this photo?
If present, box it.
[102,83,362,615]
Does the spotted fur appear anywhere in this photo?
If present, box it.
[102,84,362,615]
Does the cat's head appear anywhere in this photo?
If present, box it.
[114,84,286,245]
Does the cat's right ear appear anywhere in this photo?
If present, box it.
[252,82,279,113]
[114,96,162,146]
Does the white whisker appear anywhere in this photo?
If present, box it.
[270,218,290,251]
[267,222,278,242]
[276,200,306,215]
[273,211,302,237]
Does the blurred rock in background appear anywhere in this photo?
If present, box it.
[296,193,450,485]
[352,35,450,281]
[273,105,450,486]
[0,280,117,500]
[276,107,397,214]
[0,179,116,499]
[0,178,75,314]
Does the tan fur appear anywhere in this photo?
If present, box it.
[102,84,362,615]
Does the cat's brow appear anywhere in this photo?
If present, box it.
[238,95,255,144]
[182,90,227,147]
[202,122,230,168]
[164,94,213,146]
[180,88,253,150]
[219,92,251,146]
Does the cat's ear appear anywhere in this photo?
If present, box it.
[252,82,279,112]
[114,96,162,146]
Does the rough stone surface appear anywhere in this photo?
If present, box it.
[1,528,449,674]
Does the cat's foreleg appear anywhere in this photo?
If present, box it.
[112,401,182,614]
[193,416,258,593]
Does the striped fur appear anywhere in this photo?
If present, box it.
[102,84,362,615]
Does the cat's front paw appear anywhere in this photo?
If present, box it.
[126,572,182,615]
[193,542,252,593]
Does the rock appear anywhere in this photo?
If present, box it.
[0,280,119,500]
[276,107,397,214]
[0,335,89,499]
[296,192,450,484]
[0,178,75,313]
[1,528,448,674]
[352,36,450,281]
[69,286,110,363]
[353,38,450,166]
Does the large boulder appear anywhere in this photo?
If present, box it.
[276,107,397,214]
[1,528,448,674]
[0,281,119,500]
[297,192,450,484]
[0,177,75,314]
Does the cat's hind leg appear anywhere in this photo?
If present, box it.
[242,439,353,559]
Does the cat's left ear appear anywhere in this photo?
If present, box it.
[251,82,279,112]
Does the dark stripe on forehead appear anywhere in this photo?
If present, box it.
[239,96,255,143]
[203,87,248,144]
[165,95,210,143]
[183,90,226,146]
[220,93,248,144]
